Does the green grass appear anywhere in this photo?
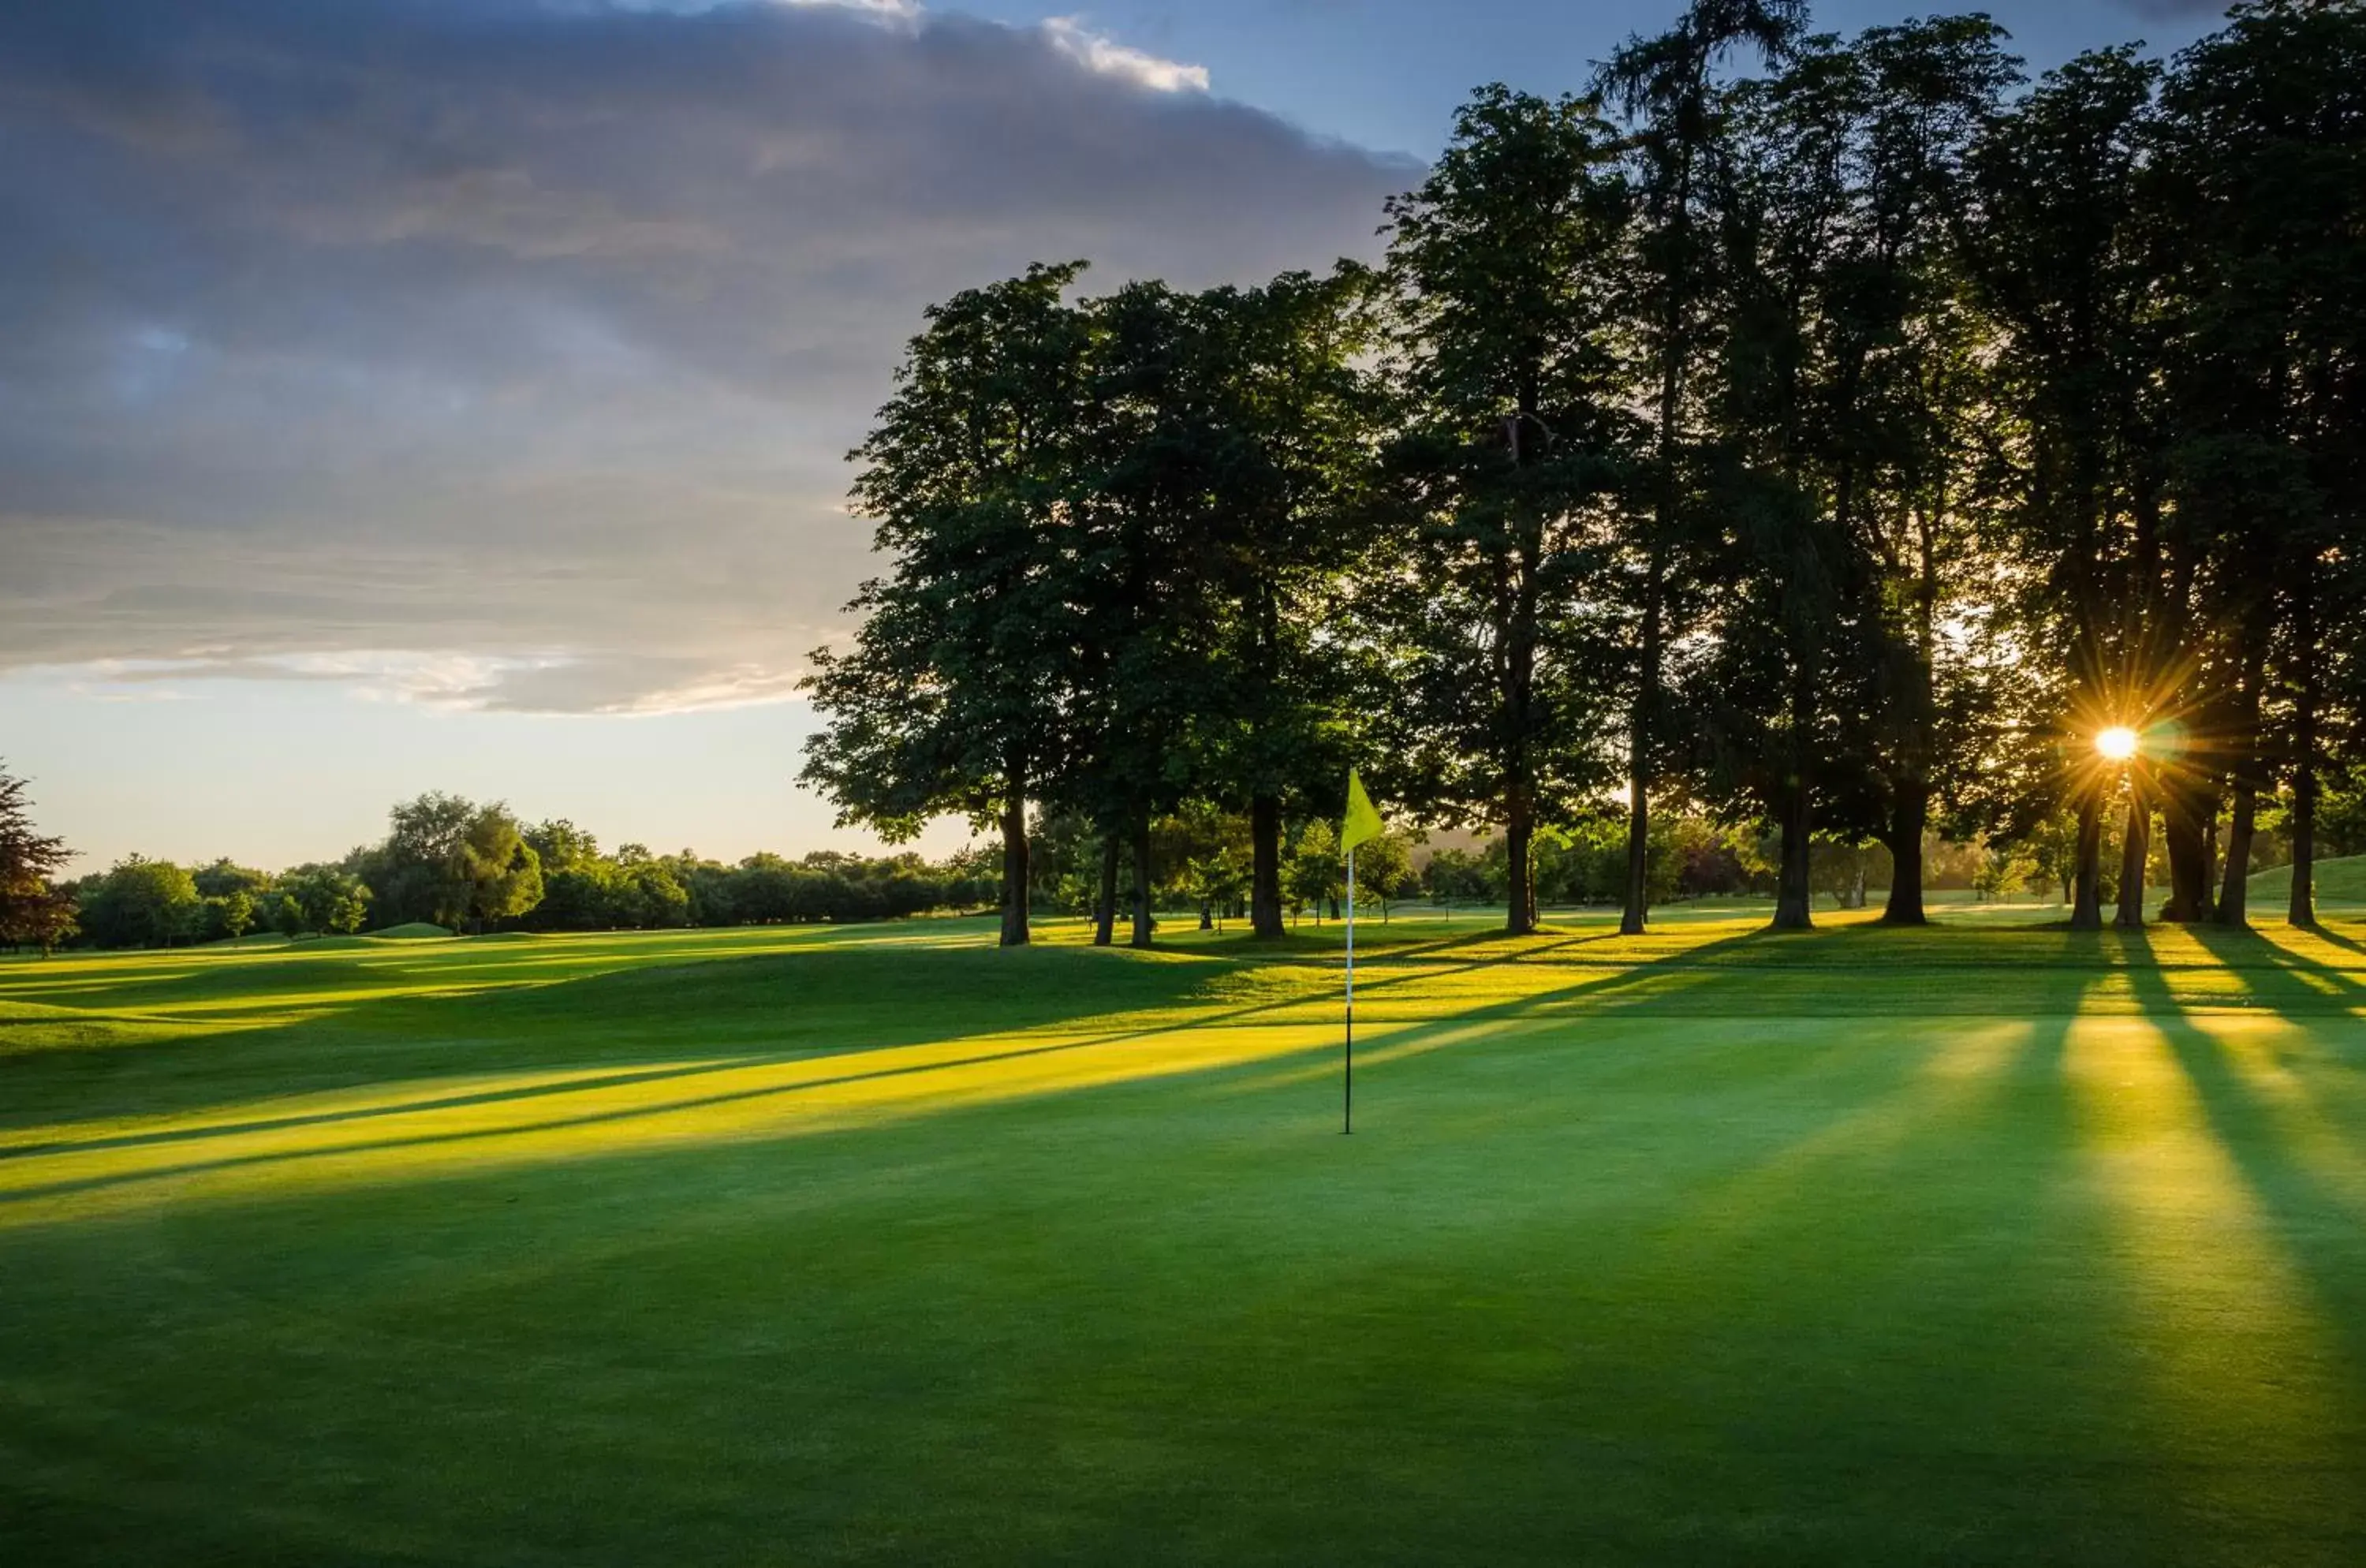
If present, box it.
[2250,853,2366,908]
[6,906,2366,1564]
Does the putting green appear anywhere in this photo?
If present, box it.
[3,909,2364,1563]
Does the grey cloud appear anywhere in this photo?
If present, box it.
[0,0,1413,711]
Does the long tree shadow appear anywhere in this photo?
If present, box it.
[18,914,2263,1218]
[2304,919,2366,960]
[0,922,1782,1205]
[0,943,1249,1135]
[2177,920,2366,1009]
[2118,931,2366,1408]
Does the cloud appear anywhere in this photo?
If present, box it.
[0,0,1411,713]
[1041,17,1211,93]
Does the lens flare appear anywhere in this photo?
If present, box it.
[2097,726,2140,761]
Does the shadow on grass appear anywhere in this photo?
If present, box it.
[0,923,1778,1207]
[2118,934,2366,1420]
[22,910,2365,1217]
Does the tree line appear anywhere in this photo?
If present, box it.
[0,782,1008,952]
[804,0,2366,946]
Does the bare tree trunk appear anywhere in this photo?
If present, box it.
[2216,634,2267,930]
[2159,775,2215,923]
[1129,816,1154,950]
[2070,792,2104,931]
[1773,782,1814,931]
[1504,793,1537,937]
[1093,833,1118,946]
[2217,784,2256,928]
[2115,792,2148,929]
[998,790,1030,948]
[1881,791,1928,926]
[1249,793,1286,939]
[1621,557,1663,937]
[2290,586,2320,928]
[1773,661,1816,931]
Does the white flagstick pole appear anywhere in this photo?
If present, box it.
[1344,846,1354,1136]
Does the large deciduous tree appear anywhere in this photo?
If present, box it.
[1596,0,1807,935]
[803,263,1095,947]
[1378,85,1640,934]
[2151,0,2366,929]
[1966,46,2163,931]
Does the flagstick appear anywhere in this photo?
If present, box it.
[1344,846,1354,1136]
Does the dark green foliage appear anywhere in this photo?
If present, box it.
[1375,84,1640,935]
[0,763,74,954]
[802,263,1096,948]
[72,857,201,949]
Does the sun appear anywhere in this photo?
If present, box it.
[2095,726,2140,762]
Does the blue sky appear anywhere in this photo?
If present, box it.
[0,0,2222,874]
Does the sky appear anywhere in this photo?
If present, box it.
[0,0,2226,874]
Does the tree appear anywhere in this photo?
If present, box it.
[2149,0,2366,929]
[77,857,201,949]
[1597,0,1808,935]
[1379,84,1639,935]
[217,890,256,942]
[1689,37,1888,931]
[1286,819,1344,924]
[1065,278,1248,948]
[1195,270,1385,939]
[0,762,75,954]
[353,793,538,931]
[1827,18,2021,925]
[457,806,543,931]
[804,263,1095,948]
[1966,45,2163,930]
[278,866,371,939]
[1350,830,1416,922]
[361,792,476,928]
[192,858,272,902]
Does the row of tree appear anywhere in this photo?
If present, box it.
[804,0,2366,944]
[0,783,1011,951]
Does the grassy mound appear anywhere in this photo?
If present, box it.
[364,921,453,939]
[2248,852,2366,905]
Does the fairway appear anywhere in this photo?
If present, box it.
[6,910,2366,1564]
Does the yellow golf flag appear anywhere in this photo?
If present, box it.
[1341,768,1383,854]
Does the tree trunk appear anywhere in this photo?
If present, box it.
[1129,816,1154,950]
[2069,793,2103,931]
[1772,659,1816,931]
[1249,793,1285,939]
[2114,793,2148,929]
[998,790,1030,948]
[1880,790,1928,925]
[1199,899,1213,931]
[1504,796,1537,937]
[2290,588,2319,928]
[2215,633,2267,930]
[2217,782,2257,930]
[1093,833,1118,946]
[1621,558,1663,937]
[1772,782,1813,931]
[2158,775,2215,923]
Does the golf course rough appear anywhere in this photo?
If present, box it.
[3,904,2365,1564]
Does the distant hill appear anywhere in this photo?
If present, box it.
[2248,854,2366,906]
[366,922,453,940]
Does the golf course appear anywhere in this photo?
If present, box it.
[6,903,2366,1563]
